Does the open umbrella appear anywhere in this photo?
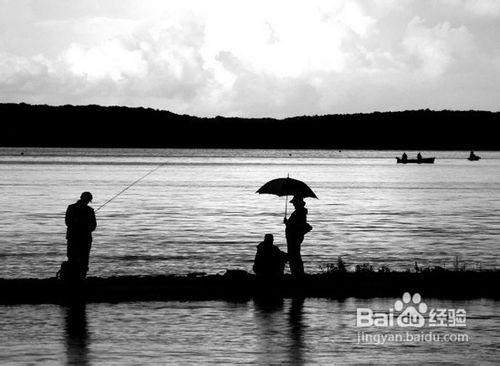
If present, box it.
[256,176,318,218]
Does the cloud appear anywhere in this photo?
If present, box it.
[441,0,500,17]
[402,17,474,78]
[64,40,147,82]
[0,0,499,116]
[200,1,358,80]
[0,52,52,88]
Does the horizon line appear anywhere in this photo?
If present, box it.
[3,101,499,120]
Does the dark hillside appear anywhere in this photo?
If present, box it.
[1,103,498,149]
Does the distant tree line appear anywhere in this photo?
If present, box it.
[1,103,498,149]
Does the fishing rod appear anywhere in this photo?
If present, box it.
[95,162,166,212]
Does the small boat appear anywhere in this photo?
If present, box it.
[468,155,481,161]
[396,157,435,164]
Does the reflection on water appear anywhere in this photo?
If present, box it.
[254,297,285,364]
[253,297,332,365]
[253,296,306,364]
[0,298,498,364]
[288,297,305,365]
[63,304,89,366]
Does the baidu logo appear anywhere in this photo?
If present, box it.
[357,292,429,328]
[356,292,469,345]
[395,292,427,327]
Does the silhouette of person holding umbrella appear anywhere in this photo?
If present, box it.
[256,176,316,277]
[284,196,312,277]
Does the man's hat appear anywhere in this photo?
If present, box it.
[80,192,93,202]
[289,196,304,204]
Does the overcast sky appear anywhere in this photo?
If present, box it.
[1,0,499,118]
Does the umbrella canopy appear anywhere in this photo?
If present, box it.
[256,177,318,199]
[256,177,317,218]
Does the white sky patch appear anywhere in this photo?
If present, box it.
[65,40,148,82]
[336,1,376,36]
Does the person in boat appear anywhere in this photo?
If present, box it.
[253,234,288,278]
[402,152,408,162]
[283,196,312,278]
[417,152,422,161]
[469,151,476,159]
[65,192,97,280]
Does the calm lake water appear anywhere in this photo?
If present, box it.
[0,148,499,278]
[1,298,499,364]
[1,148,499,364]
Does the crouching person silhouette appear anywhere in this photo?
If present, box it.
[253,234,288,279]
[64,192,97,280]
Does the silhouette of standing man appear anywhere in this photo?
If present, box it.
[66,192,96,279]
[284,196,312,278]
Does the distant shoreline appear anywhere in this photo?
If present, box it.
[2,103,499,150]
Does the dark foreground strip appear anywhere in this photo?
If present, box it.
[1,271,498,304]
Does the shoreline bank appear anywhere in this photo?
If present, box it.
[1,270,498,304]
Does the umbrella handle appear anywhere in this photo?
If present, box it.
[285,195,288,219]
[285,173,289,219]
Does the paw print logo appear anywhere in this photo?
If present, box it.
[395,292,427,328]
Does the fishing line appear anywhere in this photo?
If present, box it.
[95,162,166,212]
